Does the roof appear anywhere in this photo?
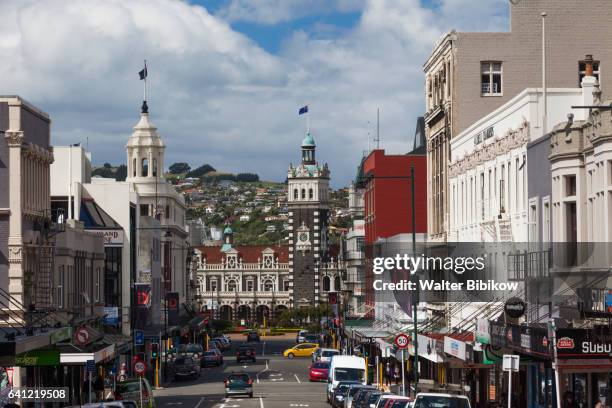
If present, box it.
[197,245,289,263]
[302,132,315,147]
[80,198,121,229]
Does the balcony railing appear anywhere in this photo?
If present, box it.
[199,262,290,271]
[199,291,290,299]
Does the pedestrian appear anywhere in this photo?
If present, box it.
[594,399,602,408]
[562,391,577,408]
[393,365,400,385]
[385,363,392,386]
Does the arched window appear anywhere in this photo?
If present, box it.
[322,276,331,292]
[226,279,238,292]
[294,189,298,200]
[263,279,274,292]
[141,158,148,177]
[301,188,306,199]
[152,158,158,177]
[132,158,136,177]
[334,276,341,291]
[309,188,313,199]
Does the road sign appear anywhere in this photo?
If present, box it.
[75,326,91,346]
[394,333,410,349]
[134,360,146,376]
[502,354,519,372]
[86,359,96,372]
[135,330,144,346]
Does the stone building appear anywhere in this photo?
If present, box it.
[424,0,612,243]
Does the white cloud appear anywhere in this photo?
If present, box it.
[0,0,509,186]
[216,0,366,24]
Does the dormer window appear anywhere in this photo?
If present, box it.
[263,254,274,268]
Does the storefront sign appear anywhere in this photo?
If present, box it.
[476,319,491,344]
[556,328,612,358]
[50,326,72,344]
[444,336,468,361]
[15,349,60,367]
[504,297,526,319]
[103,307,119,326]
[85,229,124,247]
[166,292,180,326]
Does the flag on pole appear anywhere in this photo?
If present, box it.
[139,62,147,80]
[298,105,308,115]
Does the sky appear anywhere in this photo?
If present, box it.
[0,0,509,187]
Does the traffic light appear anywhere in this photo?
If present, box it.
[151,342,159,359]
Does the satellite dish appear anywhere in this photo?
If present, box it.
[509,0,522,4]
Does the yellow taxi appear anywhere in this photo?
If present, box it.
[283,342,319,359]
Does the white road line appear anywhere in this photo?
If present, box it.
[262,341,266,356]
[294,374,301,383]
[256,360,270,384]
[259,397,264,408]
[194,397,205,408]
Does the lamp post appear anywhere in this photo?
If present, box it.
[362,163,418,395]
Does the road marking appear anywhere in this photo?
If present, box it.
[259,397,264,408]
[270,378,284,381]
[269,373,282,377]
[262,341,266,356]
[290,404,309,407]
[194,397,205,408]
[256,360,270,384]
[294,374,301,383]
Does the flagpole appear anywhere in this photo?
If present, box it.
[143,59,147,102]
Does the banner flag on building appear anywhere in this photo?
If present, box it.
[298,105,308,115]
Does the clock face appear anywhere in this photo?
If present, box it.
[299,232,308,242]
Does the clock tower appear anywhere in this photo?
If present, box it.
[287,132,330,308]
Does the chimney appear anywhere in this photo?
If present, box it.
[584,54,594,77]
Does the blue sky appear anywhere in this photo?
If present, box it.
[0,0,509,187]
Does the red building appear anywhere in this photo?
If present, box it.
[357,118,428,311]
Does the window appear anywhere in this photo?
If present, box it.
[322,276,331,292]
[542,197,551,243]
[140,204,149,216]
[294,189,298,200]
[529,199,538,243]
[133,158,136,177]
[210,279,218,292]
[579,60,600,85]
[309,188,313,199]
[141,158,148,177]
[95,267,100,302]
[565,175,576,196]
[152,158,158,177]
[301,188,306,199]
[246,280,254,292]
[481,62,502,95]
[57,265,65,308]
[283,280,290,291]
[334,276,341,291]
[263,279,274,291]
[227,279,237,292]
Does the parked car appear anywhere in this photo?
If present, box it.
[236,345,257,363]
[224,372,254,398]
[348,386,378,408]
[304,334,320,344]
[246,331,260,342]
[312,348,322,362]
[330,381,360,408]
[413,393,470,408]
[343,384,367,408]
[213,336,230,350]
[283,343,318,359]
[376,395,410,408]
[308,361,330,382]
[387,400,411,408]
[296,329,308,343]
[115,378,156,408]
[78,402,138,408]
[357,390,384,408]
[318,348,340,362]
[173,356,201,379]
[202,350,223,367]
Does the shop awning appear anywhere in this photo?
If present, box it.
[59,343,117,364]
[354,328,392,339]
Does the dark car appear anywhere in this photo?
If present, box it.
[224,372,254,398]
[331,381,360,408]
[246,331,260,342]
[304,334,319,344]
[236,345,257,363]
[173,356,201,379]
[359,391,384,408]
[352,387,379,408]
[202,350,223,367]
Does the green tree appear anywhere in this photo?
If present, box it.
[169,162,191,174]
[115,164,127,181]
[186,164,216,178]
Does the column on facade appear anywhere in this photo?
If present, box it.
[6,131,24,309]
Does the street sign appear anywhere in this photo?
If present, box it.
[502,354,519,372]
[134,360,146,376]
[75,326,91,346]
[86,359,96,372]
[394,333,410,349]
[135,330,144,346]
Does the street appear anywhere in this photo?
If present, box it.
[154,336,326,408]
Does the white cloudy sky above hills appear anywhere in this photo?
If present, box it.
[0,0,508,186]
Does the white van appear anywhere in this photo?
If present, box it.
[327,355,367,402]
[413,393,471,408]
